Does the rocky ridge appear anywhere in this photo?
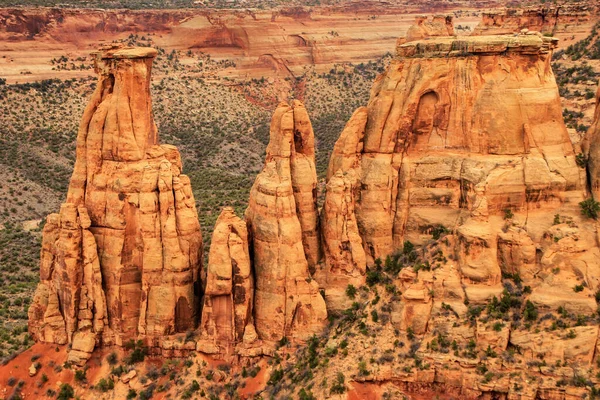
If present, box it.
[25,21,600,399]
[472,5,595,36]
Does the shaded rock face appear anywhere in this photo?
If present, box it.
[245,100,327,342]
[317,107,368,311]
[356,34,581,259]
[28,46,203,364]
[583,85,600,199]
[404,14,454,42]
[200,207,253,344]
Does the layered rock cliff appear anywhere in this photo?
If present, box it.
[472,5,594,36]
[298,31,600,399]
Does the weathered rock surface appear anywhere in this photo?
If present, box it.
[583,85,600,198]
[404,14,454,42]
[28,45,203,364]
[311,26,600,400]
[245,100,327,342]
[25,22,600,400]
[200,207,253,344]
[342,34,583,268]
[317,107,368,311]
[472,5,593,37]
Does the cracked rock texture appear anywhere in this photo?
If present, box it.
[199,207,253,345]
[320,32,600,342]
[245,100,327,342]
[28,45,203,365]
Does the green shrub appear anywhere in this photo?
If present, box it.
[358,360,369,376]
[74,368,87,383]
[431,225,448,240]
[553,214,561,225]
[298,388,316,400]
[330,372,346,394]
[576,153,587,168]
[580,198,600,219]
[96,378,114,392]
[345,284,357,299]
[366,269,382,286]
[524,300,538,322]
[57,383,74,400]
[371,310,378,323]
[106,352,118,365]
[124,341,147,365]
[267,369,283,385]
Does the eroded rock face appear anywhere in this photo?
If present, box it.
[583,85,600,198]
[318,107,368,311]
[357,35,581,261]
[472,6,592,36]
[28,46,203,364]
[200,207,253,344]
[26,32,600,399]
[245,100,327,342]
[319,33,593,317]
[405,14,454,42]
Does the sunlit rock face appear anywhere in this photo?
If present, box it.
[322,33,590,311]
[245,100,327,342]
[28,46,203,365]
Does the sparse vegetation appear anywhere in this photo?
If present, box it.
[580,198,600,219]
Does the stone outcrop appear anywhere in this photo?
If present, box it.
[28,45,203,364]
[25,26,600,400]
[199,207,253,345]
[317,107,368,311]
[404,14,454,42]
[304,30,600,399]
[358,34,580,258]
[245,100,327,342]
[320,32,593,316]
[28,45,328,363]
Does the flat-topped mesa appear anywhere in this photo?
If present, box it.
[245,100,327,342]
[396,34,558,58]
[323,32,587,308]
[28,46,203,365]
